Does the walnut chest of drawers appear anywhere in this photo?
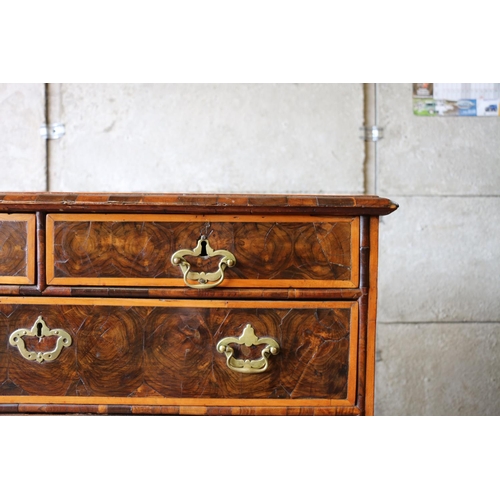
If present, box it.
[0,193,397,415]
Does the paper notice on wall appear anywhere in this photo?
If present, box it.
[413,83,500,116]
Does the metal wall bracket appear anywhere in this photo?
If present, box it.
[360,125,383,142]
[40,123,65,140]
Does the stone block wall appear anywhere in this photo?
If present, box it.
[376,83,500,415]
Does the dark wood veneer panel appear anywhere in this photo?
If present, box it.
[48,215,358,287]
[0,301,356,401]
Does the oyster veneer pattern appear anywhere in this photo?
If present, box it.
[0,193,397,415]
[47,215,359,288]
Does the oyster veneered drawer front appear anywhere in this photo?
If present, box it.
[46,214,360,288]
[0,298,358,410]
[0,214,36,285]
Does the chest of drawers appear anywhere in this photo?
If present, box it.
[0,193,397,415]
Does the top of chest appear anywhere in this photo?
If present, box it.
[0,193,397,216]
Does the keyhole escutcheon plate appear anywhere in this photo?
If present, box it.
[9,316,72,363]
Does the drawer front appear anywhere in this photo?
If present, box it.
[46,214,359,288]
[0,214,36,285]
[0,298,358,409]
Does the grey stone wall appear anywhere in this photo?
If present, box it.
[375,83,500,415]
[48,83,364,194]
[0,83,498,415]
[0,83,45,190]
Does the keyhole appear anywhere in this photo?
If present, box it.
[36,322,43,341]
[199,239,208,257]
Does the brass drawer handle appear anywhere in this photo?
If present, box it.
[171,236,236,289]
[9,316,72,363]
[217,324,280,374]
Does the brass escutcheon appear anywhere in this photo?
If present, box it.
[171,236,236,289]
[9,316,72,363]
[217,324,280,374]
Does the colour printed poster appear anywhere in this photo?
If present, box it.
[413,83,500,117]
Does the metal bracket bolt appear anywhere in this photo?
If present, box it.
[360,125,383,142]
[40,123,66,140]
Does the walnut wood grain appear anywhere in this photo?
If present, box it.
[1,403,361,415]
[41,285,363,300]
[0,192,398,215]
[0,193,397,416]
[47,214,359,288]
[0,214,35,284]
[2,304,77,396]
[0,298,358,405]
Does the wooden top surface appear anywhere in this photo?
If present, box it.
[0,192,398,215]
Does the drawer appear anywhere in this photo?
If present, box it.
[0,298,358,412]
[0,214,36,285]
[46,214,359,288]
